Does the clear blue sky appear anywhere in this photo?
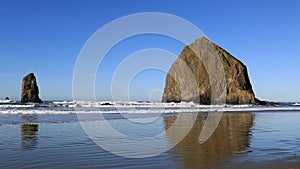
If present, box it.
[0,0,299,102]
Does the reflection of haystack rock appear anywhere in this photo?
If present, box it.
[164,113,254,169]
[20,124,38,150]
[162,37,274,105]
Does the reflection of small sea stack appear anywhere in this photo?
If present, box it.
[20,124,39,150]
[21,124,38,134]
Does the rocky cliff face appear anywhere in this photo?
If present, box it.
[162,37,273,105]
[21,73,41,103]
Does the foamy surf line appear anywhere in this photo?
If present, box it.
[1,106,300,114]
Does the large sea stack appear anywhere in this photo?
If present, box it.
[162,37,273,105]
[21,73,42,103]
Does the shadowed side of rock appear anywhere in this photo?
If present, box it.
[21,73,42,103]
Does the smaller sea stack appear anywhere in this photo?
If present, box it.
[21,73,42,103]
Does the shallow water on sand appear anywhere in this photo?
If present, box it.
[1,111,300,169]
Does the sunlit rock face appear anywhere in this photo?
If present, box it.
[21,73,41,103]
[162,37,273,105]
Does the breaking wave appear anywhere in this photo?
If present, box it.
[0,100,300,114]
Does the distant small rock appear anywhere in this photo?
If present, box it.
[5,97,9,100]
[21,73,42,103]
[101,102,113,106]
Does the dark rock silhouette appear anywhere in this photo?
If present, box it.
[21,73,42,103]
[162,37,274,105]
[5,97,9,100]
[101,102,113,106]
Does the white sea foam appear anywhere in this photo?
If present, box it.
[0,100,12,103]
[0,101,300,114]
[0,104,35,108]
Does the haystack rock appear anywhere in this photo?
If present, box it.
[21,73,42,103]
[162,37,274,105]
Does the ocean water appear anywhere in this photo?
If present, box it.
[1,101,300,168]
